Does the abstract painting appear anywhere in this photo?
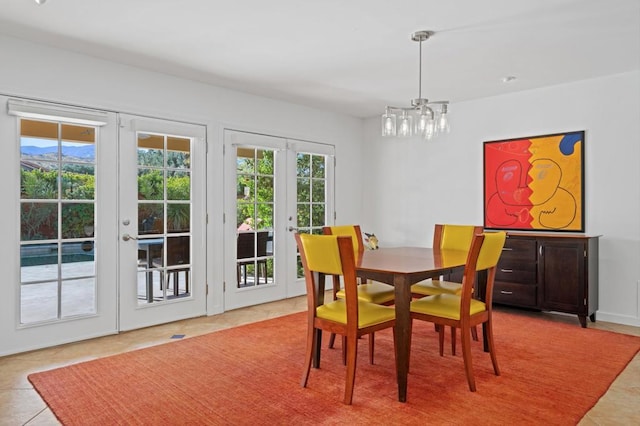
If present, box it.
[483,131,584,232]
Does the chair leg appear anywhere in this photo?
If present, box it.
[485,318,500,376]
[461,325,476,392]
[341,336,347,365]
[343,333,358,405]
[451,326,457,356]
[471,326,479,341]
[368,333,375,365]
[328,332,336,349]
[438,325,445,356]
[301,326,316,388]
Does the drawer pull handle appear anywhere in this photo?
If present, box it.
[500,291,514,295]
[502,247,513,251]
[500,269,513,273]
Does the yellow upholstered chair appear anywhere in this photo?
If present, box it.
[295,233,397,405]
[410,231,507,391]
[323,225,395,363]
[411,224,483,297]
[411,224,483,352]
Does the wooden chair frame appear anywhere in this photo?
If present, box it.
[411,232,505,391]
[296,233,397,405]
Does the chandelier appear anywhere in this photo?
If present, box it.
[381,30,450,140]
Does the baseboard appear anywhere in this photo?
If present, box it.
[595,311,640,328]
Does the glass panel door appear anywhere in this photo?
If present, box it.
[224,130,334,310]
[118,115,206,331]
[286,140,335,297]
[0,96,118,356]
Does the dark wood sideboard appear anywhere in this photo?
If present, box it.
[491,232,600,328]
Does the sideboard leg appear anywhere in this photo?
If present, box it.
[578,315,587,328]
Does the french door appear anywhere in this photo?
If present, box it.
[118,115,207,330]
[223,130,334,311]
[0,99,207,354]
[1,97,119,355]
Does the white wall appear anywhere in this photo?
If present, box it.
[363,71,640,326]
[0,34,365,320]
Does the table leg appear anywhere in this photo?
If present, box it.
[393,274,412,403]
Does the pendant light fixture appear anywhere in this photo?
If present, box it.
[381,30,450,140]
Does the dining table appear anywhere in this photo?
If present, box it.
[354,246,472,402]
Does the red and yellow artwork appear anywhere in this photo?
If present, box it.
[483,131,584,231]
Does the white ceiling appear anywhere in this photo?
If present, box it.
[0,0,638,118]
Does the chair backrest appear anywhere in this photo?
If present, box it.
[322,225,364,257]
[434,224,484,251]
[237,231,269,260]
[167,235,190,266]
[295,233,360,326]
[458,231,507,314]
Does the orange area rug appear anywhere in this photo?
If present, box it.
[29,310,640,425]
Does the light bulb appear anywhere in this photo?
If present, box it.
[398,112,413,137]
[381,110,396,136]
[35,0,47,4]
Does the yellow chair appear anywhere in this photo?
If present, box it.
[411,224,483,353]
[410,231,507,391]
[411,224,483,297]
[295,233,397,405]
[323,225,395,363]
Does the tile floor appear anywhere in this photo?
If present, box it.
[1,298,638,425]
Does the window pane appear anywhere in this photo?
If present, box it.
[137,134,164,167]
[21,202,58,241]
[61,165,95,200]
[256,204,273,230]
[297,178,310,202]
[166,236,190,267]
[311,204,325,227]
[237,175,254,201]
[256,176,274,202]
[21,243,59,282]
[138,168,164,200]
[297,153,310,177]
[61,140,95,164]
[60,241,95,279]
[167,203,190,233]
[237,204,255,230]
[167,137,190,169]
[297,203,310,228]
[237,148,255,174]
[21,132,58,164]
[61,278,96,317]
[139,203,164,234]
[256,149,273,174]
[167,170,190,200]
[61,203,95,239]
[21,282,58,324]
[311,155,325,178]
[311,179,325,203]
[21,169,58,199]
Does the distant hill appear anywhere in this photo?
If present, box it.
[21,145,95,159]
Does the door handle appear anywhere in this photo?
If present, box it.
[122,233,138,241]
[288,226,298,232]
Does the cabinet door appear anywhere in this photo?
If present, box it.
[539,239,586,314]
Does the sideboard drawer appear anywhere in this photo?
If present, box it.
[501,238,537,262]
[495,266,536,284]
[493,281,537,307]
